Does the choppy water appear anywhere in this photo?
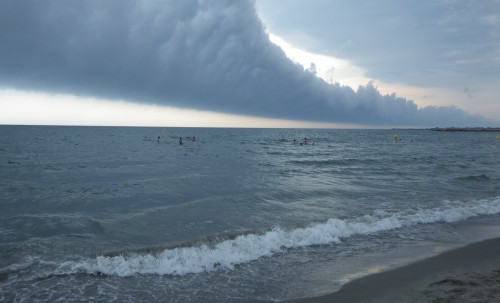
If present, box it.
[1,126,499,302]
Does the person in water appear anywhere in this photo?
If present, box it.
[192,136,196,142]
[157,136,160,143]
[179,137,183,145]
[303,138,308,145]
[293,139,297,145]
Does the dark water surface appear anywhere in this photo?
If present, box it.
[1,126,499,302]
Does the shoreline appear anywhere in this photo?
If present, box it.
[287,237,500,303]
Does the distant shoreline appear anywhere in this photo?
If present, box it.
[430,127,500,132]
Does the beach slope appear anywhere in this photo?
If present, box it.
[290,237,500,303]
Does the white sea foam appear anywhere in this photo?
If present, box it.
[57,196,500,277]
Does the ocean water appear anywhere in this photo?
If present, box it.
[1,125,499,302]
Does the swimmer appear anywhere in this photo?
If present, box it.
[192,136,196,142]
[293,139,297,145]
[179,137,183,145]
[303,138,308,145]
[157,136,160,143]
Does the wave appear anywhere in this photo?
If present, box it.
[288,158,377,167]
[456,174,492,182]
[32,196,500,277]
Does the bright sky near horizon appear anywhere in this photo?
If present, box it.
[0,0,499,128]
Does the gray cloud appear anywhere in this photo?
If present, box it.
[256,0,500,89]
[0,0,492,126]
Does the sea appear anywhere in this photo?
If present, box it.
[1,125,499,302]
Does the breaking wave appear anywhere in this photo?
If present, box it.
[48,196,500,277]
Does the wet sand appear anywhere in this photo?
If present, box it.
[288,237,500,303]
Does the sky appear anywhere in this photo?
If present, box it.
[0,0,498,128]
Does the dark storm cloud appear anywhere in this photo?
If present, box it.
[0,0,491,126]
[256,0,500,89]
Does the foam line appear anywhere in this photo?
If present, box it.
[56,196,500,277]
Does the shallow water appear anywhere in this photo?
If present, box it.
[1,126,499,302]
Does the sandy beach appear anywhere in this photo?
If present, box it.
[288,237,500,303]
